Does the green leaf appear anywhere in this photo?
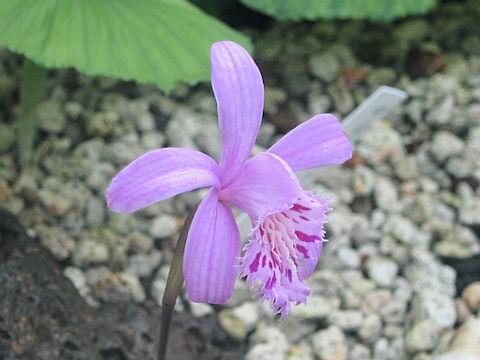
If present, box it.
[0,0,251,92]
[238,0,439,21]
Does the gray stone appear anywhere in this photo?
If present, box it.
[367,67,396,87]
[85,111,120,137]
[64,101,83,118]
[362,290,392,314]
[63,266,88,297]
[141,131,165,149]
[459,198,480,227]
[384,215,422,245]
[246,324,289,360]
[218,302,259,341]
[328,84,354,114]
[379,299,407,324]
[366,256,398,287]
[373,177,399,212]
[349,343,371,360]
[128,231,154,254]
[264,87,287,115]
[72,238,109,266]
[128,251,162,278]
[74,138,105,162]
[308,93,332,115]
[93,271,145,303]
[193,114,221,160]
[411,289,457,329]
[286,345,314,360]
[136,112,156,132]
[166,108,220,159]
[405,99,424,123]
[311,325,347,360]
[246,343,287,360]
[108,213,140,236]
[37,100,67,133]
[393,155,419,180]
[446,156,473,179]
[84,266,113,285]
[404,249,456,296]
[104,141,143,166]
[352,165,376,196]
[309,51,341,82]
[404,320,441,354]
[328,310,363,331]
[38,225,75,261]
[356,121,403,163]
[256,122,276,148]
[38,187,73,215]
[434,225,480,258]
[227,278,252,307]
[436,317,480,359]
[430,131,464,162]
[85,162,115,192]
[63,266,97,306]
[373,337,407,360]
[291,295,340,320]
[281,63,311,96]
[250,323,289,349]
[383,324,404,339]
[189,302,213,318]
[336,247,360,268]
[392,278,413,302]
[406,193,436,224]
[0,123,15,152]
[149,214,178,238]
[358,314,382,343]
[85,197,106,228]
[462,282,480,312]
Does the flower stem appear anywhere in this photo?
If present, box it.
[157,204,198,360]
[17,59,47,167]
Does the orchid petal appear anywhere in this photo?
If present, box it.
[106,147,220,213]
[220,152,301,220]
[268,114,352,172]
[211,41,264,184]
[183,188,240,304]
[296,241,323,280]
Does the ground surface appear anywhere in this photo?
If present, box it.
[1,1,480,359]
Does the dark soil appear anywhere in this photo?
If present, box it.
[0,210,245,360]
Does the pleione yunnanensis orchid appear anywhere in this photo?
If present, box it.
[106,41,352,317]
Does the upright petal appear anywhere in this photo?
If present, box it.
[219,152,301,220]
[211,41,264,184]
[268,114,352,172]
[106,148,220,213]
[183,188,241,304]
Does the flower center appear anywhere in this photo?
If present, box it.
[238,191,330,317]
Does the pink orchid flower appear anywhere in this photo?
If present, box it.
[106,41,352,317]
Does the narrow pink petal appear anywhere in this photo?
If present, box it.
[211,41,264,184]
[106,148,220,213]
[288,192,330,280]
[296,241,323,280]
[183,189,240,304]
[219,152,301,220]
[268,114,352,172]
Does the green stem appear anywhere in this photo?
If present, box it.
[18,59,47,167]
[157,204,198,360]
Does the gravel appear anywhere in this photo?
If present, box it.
[1,2,480,358]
